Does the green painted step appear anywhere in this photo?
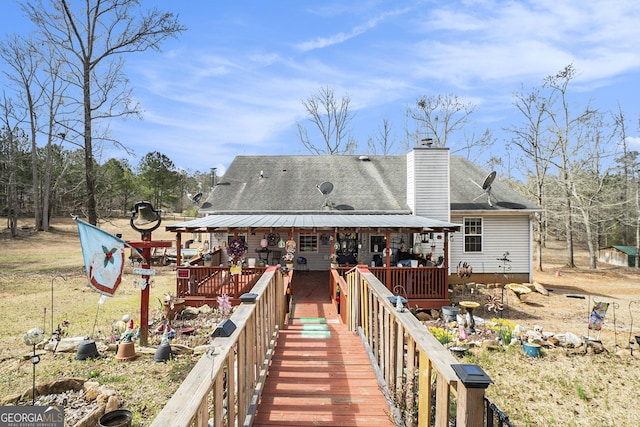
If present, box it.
[298,317,326,323]
[300,330,332,339]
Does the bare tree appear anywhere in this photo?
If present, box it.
[544,64,597,268]
[0,35,44,230]
[297,86,356,155]
[568,112,617,269]
[40,49,70,232]
[0,94,28,236]
[406,93,493,155]
[366,118,396,155]
[508,86,558,271]
[22,0,185,225]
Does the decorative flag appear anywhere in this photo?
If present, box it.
[588,301,609,331]
[75,217,125,296]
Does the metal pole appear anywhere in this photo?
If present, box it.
[51,275,66,335]
[140,232,152,347]
[32,345,36,405]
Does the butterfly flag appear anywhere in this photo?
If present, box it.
[75,217,125,296]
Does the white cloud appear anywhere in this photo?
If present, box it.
[295,7,410,52]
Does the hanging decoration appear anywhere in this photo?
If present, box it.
[278,237,286,248]
[227,238,246,259]
[267,233,280,247]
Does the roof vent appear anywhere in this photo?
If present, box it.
[359,155,370,161]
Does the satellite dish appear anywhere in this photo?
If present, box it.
[317,182,334,210]
[471,171,497,207]
[482,171,496,190]
[192,192,203,203]
[317,181,334,195]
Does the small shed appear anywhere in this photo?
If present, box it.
[599,245,638,267]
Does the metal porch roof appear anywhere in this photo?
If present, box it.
[165,214,461,232]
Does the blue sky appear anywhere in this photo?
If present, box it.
[1,0,640,176]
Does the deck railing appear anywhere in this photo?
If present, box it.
[176,266,267,303]
[150,266,288,427]
[335,265,449,309]
[344,266,492,427]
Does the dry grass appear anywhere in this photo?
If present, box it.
[455,241,640,427]
[0,216,196,425]
[2,218,640,426]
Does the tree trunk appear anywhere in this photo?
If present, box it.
[84,62,97,226]
[42,136,53,232]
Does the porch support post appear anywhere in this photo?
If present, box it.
[385,230,391,286]
[176,232,182,266]
[444,231,449,271]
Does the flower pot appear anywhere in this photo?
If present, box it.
[449,345,468,358]
[99,409,132,427]
[247,258,256,268]
[115,341,136,362]
[286,263,294,270]
[441,306,460,322]
[523,343,541,358]
[154,342,172,362]
[76,338,100,360]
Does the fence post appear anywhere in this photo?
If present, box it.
[452,364,492,427]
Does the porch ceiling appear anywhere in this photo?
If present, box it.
[165,214,461,233]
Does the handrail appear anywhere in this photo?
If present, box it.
[346,266,492,427]
[150,266,289,426]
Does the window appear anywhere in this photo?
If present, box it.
[370,235,386,252]
[299,234,318,252]
[464,218,482,252]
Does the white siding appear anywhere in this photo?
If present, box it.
[407,148,450,221]
[449,214,532,277]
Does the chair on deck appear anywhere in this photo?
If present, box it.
[296,256,308,271]
[271,251,281,265]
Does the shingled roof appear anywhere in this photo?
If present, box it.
[200,154,538,214]
[449,156,538,211]
[202,155,409,214]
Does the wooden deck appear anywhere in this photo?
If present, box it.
[252,272,394,427]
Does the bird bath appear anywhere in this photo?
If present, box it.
[505,283,531,303]
[458,301,480,332]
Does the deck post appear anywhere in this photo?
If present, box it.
[452,364,492,427]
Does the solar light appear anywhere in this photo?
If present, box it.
[23,328,44,405]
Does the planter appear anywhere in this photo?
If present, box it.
[76,338,100,360]
[523,343,541,358]
[330,263,339,269]
[115,341,136,362]
[154,342,172,362]
[449,345,468,358]
[286,263,294,270]
[99,409,132,427]
[441,305,460,322]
